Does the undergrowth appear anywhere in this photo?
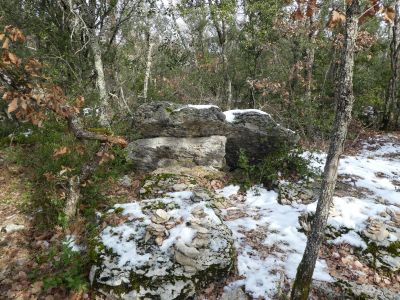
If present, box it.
[232,145,321,190]
[1,117,133,293]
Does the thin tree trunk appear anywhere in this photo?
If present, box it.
[90,33,111,127]
[221,40,232,109]
[305,17,317,101]
[208,0,231,108]
[290,1,360,299]
[382,1,400,129]
[143,34,154,102]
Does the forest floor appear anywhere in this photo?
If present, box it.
[0,150,86,300]
[214,132,400,299]
[0,132,399,299]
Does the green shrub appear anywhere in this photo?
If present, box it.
[234,146,321,190]
[39,242,88,291]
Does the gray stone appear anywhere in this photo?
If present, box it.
[190,188,211,202]
[224,110,299,167]
[131,102,227,138]
[93,191,234,300]
[219,286,248,300]
[172,183,188,191]
[130,102,299,169]
[118,175,132,188]
[380,253,400,272]
[1,223,25,233]
[127,136,226,171]
[313,281,400,300]
[363,219,390,243]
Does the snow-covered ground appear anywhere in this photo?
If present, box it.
[217,136,400,299]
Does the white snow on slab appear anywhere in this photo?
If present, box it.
[223,109,270,122]
[99,190,222,268]
[174,104,219,111]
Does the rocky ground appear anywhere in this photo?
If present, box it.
[215,133,400,299]
[1,133,400,299]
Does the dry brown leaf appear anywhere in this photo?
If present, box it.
[327,10,346,28]
[7,98,18,113]
[53,146,69,157]
[97,151,115,165]
[109,136,128,147]
[0,33,4,40]
[2,37,9,49]
[74,144,86,155]
[291,8,304,20]
[8,51,18,64]
[383,6,395,23]
[306,0,317,17]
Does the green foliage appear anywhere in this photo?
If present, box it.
[38,242,88,291]
[234,146,320,190]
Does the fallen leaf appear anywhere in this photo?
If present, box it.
[2,37,9,49]
[8,51,18,64]
[7,98,18,113]
[53,146,69,157]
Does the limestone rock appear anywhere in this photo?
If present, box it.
[224,110,299,167]
[130,102,299,169]
[1,224,25,233]
[131,102,227,138]
[380,253,400,272]
[93,191,234,300]
[118,175,132,188]
[127,136,226,171]
[219,286,248,300]
[363,219,389,242]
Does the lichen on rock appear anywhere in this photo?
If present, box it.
[92,189,234,299]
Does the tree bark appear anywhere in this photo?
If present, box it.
[90,33,111,127]
[290,1,360,299]
[208,0,231,109]
[64,143,110,220]
[143,33,154,102]
[382,1,400,130]
[305,16,317,101]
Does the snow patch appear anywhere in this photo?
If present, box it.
[223,109,270,123]
[174,104,219,111]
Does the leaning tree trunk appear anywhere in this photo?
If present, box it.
[290,1,360,299]
[90,33,111,127]
[382,0,400,130]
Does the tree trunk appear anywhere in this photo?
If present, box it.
[90,33,111,127]
[290,1,360,299]
[223,49,232,109]
[382,1,400,130]
[64,143,110,220]
[208,0,231,108]
[305,17,317,101]
[143,33,154,102]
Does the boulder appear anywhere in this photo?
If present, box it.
[92,190,234,300]
[131,102,227,138]
[127,136,226,171]
[223,109,299,167]
[130,102,299,169]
